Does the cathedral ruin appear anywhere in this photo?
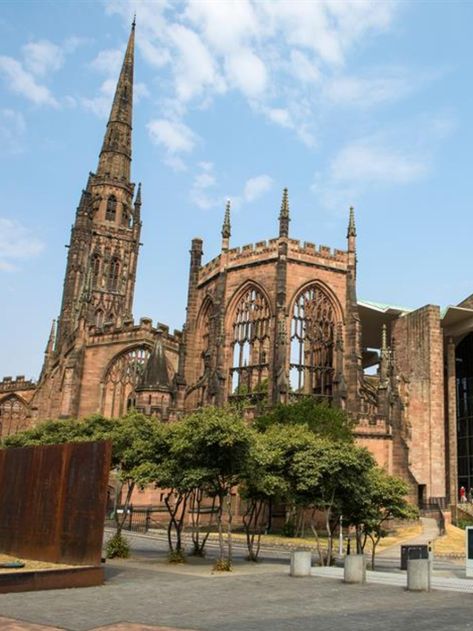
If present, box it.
[2,22,471,510]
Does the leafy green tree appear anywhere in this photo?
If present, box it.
[345,468,419,569]
[254,398,355,442]
[291,440,375,565]
[2,418,87,447]
[170,406,254,570]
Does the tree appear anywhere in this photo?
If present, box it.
[239,431,289,561]
[346,468,419,569]
[291,440,375,565]
[254,398,355,442]
[170,406,254,570]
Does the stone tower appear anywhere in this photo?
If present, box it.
[56,20,141,350]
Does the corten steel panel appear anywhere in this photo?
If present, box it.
[0,441,111,565]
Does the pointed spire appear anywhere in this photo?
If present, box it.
[135,182,142,207]
[45,319,56,355]
[279,188,290,238]
[136,335,171,391]
[347,206,356,252]
[222,199,231,239]
[96,21,135,181]
[221,199,231,252]
[133,182,142,224]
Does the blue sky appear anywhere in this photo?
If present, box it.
[0,0,472,378]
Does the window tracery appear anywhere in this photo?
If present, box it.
[229,286,271,400]
[102,347,151,418]
[289,284,336,398]
[0,395,29,436]
[106,195,117,221]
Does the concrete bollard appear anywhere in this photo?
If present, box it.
[290,550,312,577]
[343,554,366,584]
[407,558,431,592]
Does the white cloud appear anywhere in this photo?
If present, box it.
[0,56,58,107]
[147,118,198,154]
[324,69,416,108]
[90,48,123,75]
[290,50,320,84]
[168,23,225,103]
[225,49,267,97]
[0,109,26,155]
[190,161,219,209]
[244,174,274,202]
[107,0,401,154]
[330,141,427,185]
[82,78,116,118]
[312,131,433,210]
[0,218,44,271]
[22,40,64,77]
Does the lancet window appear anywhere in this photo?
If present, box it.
[108,258,120,292]
[92,254,101,287]
[0,394,29,437]
[101,346,151,418]
[229,286,271,400]
[106,195,117,221]
[290,284,336,398]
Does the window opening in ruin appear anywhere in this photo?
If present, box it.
[289,284,335,398]
[106,195,117,221]
[0,395,29,437]
[102,347,151,418]
[229,287,270,401]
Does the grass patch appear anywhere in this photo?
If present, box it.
[434,523,466,556]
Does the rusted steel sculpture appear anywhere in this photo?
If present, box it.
[0,440,111,565]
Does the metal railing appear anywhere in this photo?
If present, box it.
[106,505,167,533]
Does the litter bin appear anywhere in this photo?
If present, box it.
[400,544,428,570]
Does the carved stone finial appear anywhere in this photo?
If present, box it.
[347,206,357,238]
[279,188,290,238]
[221,199,231,240]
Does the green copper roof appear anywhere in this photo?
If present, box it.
[358,299,412,314]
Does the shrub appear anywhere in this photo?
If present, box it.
[105,533,130,558]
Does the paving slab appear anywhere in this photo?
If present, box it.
[1,560,473,631]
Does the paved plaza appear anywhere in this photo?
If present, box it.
[1,556,473,631]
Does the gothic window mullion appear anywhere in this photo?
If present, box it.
[290,285,336,399]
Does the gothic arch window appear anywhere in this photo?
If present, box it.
[290,284,336,398]
[92,254,101,287]
[102,346,151,418]
[108,258,120,292]
[229,286,271,400]
[106,195,117,221]
[0,394,29,437]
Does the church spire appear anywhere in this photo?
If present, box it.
[221,199,231,250]
[279,188,290,238]
[96,20,135,182]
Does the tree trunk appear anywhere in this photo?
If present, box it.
[226,491,233,564]
[115,480,134,537]
[190,489,213,556]
[217,494,225,562]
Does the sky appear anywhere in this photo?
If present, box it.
[0,0,472,379]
